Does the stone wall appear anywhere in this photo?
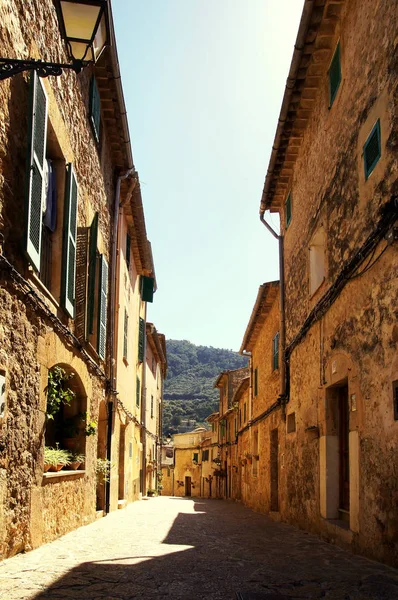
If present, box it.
[0,0,117,558]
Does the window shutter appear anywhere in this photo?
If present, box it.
[136,376,140,407]
[329,42,341,106]
[97,255,108,360]
[123,309,128,360]
[26,72,48,272]
[364,120,381,179]
[87,212,98,335]
[285,193,292,228]
[273,332,280,370]
[89,77,101,142]
[138,316,145,362]
[126,232,131,270]
[61,164,78,318]
[193,453,198,463]
[141,275,154,303]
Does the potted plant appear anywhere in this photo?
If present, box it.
[44,446,71,472]
[66,452,85,470]
[96,458,111,483]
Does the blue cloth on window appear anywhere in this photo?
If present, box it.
[44,159,57,232]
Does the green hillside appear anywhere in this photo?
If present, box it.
[163,339,248,435]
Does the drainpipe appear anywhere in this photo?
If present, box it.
[141,302,148,495]
[259,214,287,409]
[105,168,135,514]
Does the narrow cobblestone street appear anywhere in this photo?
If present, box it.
[1,497,398,600]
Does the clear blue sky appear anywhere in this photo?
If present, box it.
[112,0,303,351]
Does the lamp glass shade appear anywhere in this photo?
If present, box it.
[92,13,107,60]
[60,2,101,41]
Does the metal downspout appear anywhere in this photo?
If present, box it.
[260,214,287,406]
[141,302,148,496]
[105,168,135,514]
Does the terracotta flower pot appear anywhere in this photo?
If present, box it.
[49,464,64,472]
[44,464,52,472]
[67,461,82,470]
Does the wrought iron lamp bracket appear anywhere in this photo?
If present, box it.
[0,58,82,80]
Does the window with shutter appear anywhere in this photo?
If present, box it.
[89,77,101,143]
[193,452,198,463]
[26,72,48,272]
[285,192,292,228]
[328,42,341,106]
[138,316,145,362]
[123,309,128,360]
[136,376,140,407]
[254,367,258,397]
[61,164,78,318]
[87,213,98,335]
[272,332,280,371]
[364,120,381,180]
[141,275,154,303]
[393,381,398,421]
[97,255,108,360]
[126,232,131,270]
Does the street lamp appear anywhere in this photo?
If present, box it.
[0,0,110,80]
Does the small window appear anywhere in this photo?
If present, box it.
[272,332,279,371]
[364,120,381,180]
[285,192,292,228]
[309,227,325,295]
[150,394,154,418]
[202,449,209,461]
[193,452,199,463]
[254,367,258,397]
[393,381,398,421]
[126,232,131,270]
[328,42,341,106]
[287,412,296,433]
[243,403,247,423]
[123,309,128,360]
[89,77,101,143]
[136,377,140,407]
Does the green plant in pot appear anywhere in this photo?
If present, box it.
[44,446,71,472]
[66,452,85,471]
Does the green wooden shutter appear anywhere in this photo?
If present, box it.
[97,255,108,360]
[141,275,154,303]
[364,120,381,179]
[285,193,292,228]
[254,367,258,397]
[89,77,101,142]
[62,164,78,318]
[123,309,128,360]
[329,42,341,106]
[138,316,145,362]
[26,71,48,272]
[87,212,98,335]
[126,232,131,270]
[136,376,140,407]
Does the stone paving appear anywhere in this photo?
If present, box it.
[0,496,397,600]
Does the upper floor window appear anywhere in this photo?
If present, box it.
[328,42,341,107]
[123,309,128,361]
[89,76,101,143]
[136,377,140,407]
[254,367,258,397]
[140,275,155,303]
[87,213,109,360]
[285,192,292,229]
[272,332,279,371]
[309,227,326,295]
[363,119,381,180]
[125,232,131,270]
[150,394,154,418]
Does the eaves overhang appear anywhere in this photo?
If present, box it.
[260,0,344,214]
[240,281,280,354]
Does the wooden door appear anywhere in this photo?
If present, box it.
[339,386,350,514]
[185,476,192,497]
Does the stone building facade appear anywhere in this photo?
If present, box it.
[253,0,397,566]
[0,0,162,558]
